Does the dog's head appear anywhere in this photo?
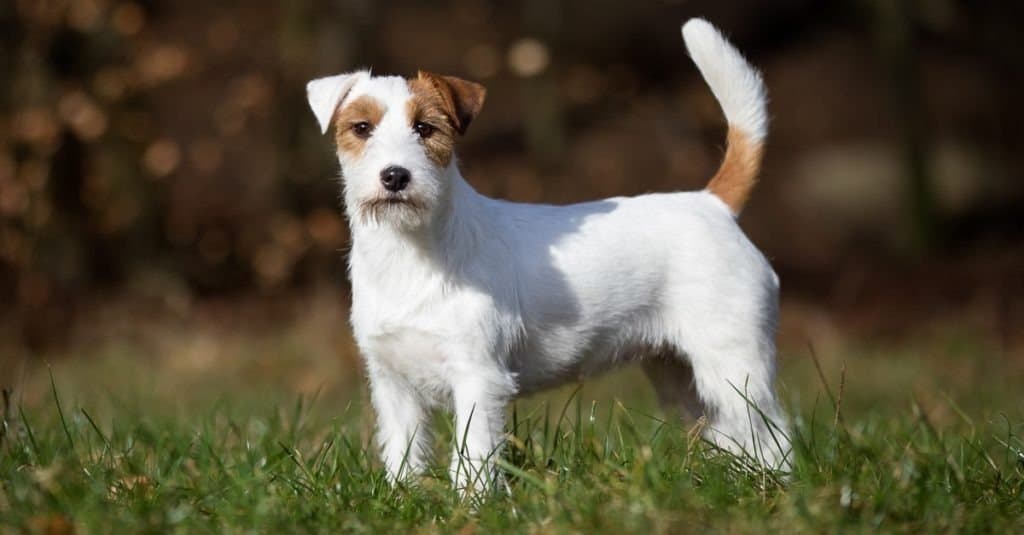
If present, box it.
[307,70,486,229]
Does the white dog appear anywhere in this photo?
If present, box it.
[307,18,790,490]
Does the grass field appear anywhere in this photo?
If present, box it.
[1,306,1023,533]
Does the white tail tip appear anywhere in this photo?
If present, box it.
[681,18,767,142]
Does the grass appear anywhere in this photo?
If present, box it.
[1,320,1023,532]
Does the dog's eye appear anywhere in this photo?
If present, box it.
[413,122,435,139]
[351,121,372,139]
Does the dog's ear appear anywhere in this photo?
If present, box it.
[417,71,487,135]
[306,70,370,134]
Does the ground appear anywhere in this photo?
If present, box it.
[1,293,1022,533]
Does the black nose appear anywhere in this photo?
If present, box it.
[380,166,411,192]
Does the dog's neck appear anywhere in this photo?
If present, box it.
[348,165,490,274]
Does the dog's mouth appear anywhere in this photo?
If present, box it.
[364,194,420,208]
[356,194,428,225]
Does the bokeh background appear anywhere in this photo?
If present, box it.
[1,0,1022,414]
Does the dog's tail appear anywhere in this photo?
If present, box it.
[682,18,767,215]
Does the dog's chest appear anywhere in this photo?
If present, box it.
[349,257,471,389]
[364,326,451,388]
[353,282,449,359]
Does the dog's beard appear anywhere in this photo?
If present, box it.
[354,195,430,228]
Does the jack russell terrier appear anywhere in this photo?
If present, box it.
[307,18,790,492]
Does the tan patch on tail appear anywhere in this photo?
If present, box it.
[705,126,763,214]
[333,95,386,158]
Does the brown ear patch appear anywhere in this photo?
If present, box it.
[406,78,459,167]
[413,71,486,135]
[333,95,386,157]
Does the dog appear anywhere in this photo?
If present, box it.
[306,18,790,491]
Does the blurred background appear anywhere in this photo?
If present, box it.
[1,0,1022,412]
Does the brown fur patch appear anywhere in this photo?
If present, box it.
[405,72,486,167]
[406,77,459,167]
[705,126,763,214]
[415,71,486,135]
[333,96,386,157]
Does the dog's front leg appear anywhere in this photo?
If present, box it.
[449,366,515,494]
[366,362,428,482]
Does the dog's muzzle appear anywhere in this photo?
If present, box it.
[380,166,411,192]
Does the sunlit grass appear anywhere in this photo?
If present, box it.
[2,326,1023,532]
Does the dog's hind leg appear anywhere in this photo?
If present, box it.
[680,330,791,469]
[642,355,703,422]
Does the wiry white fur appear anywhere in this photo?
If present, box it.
[682,18,767,141]
[308,19,789,493]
